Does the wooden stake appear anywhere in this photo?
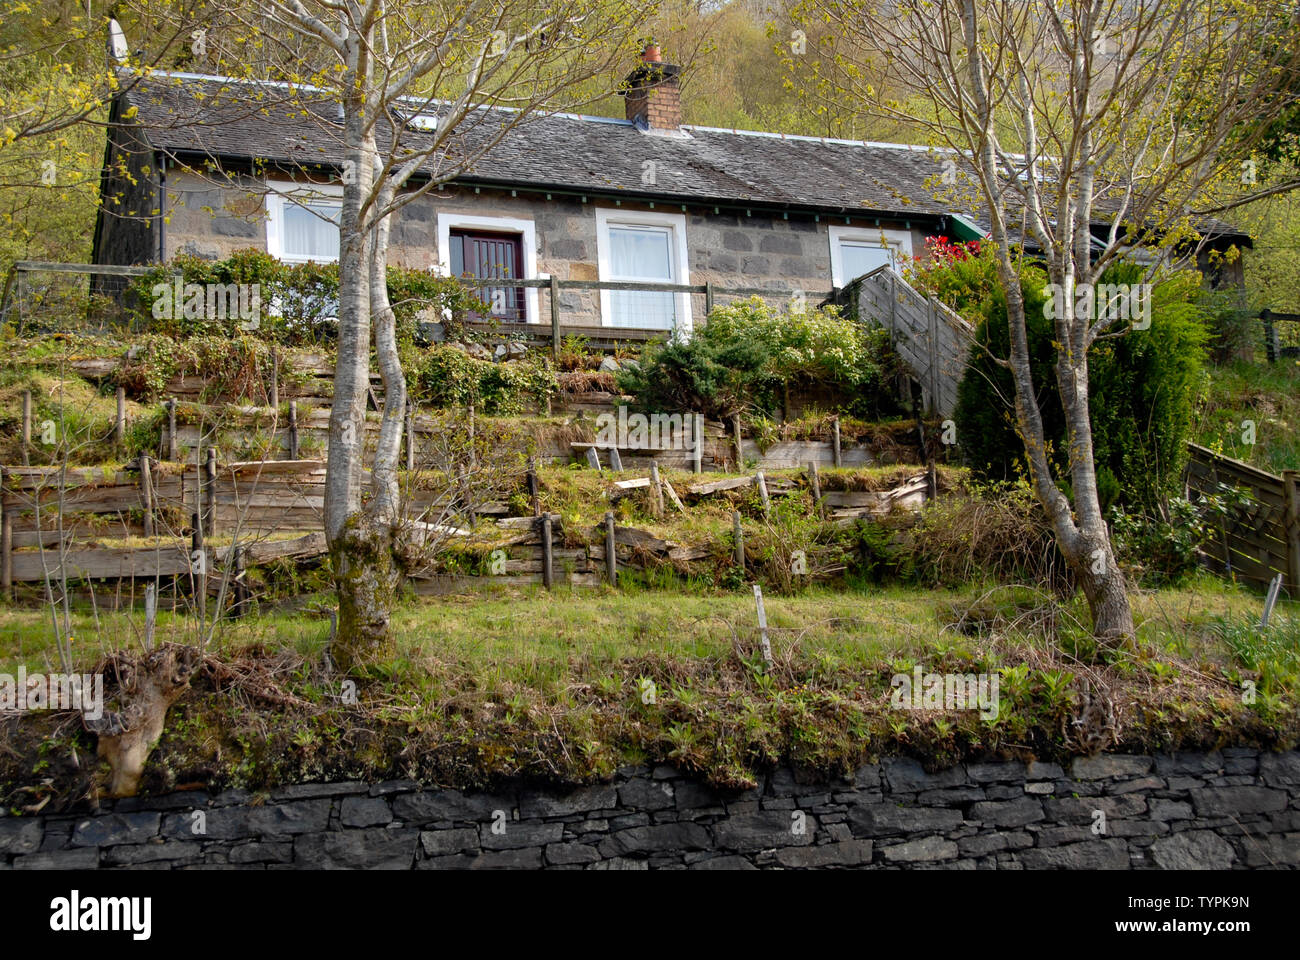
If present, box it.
[649,461,664,518]
[233,546,247,620]
[733,509,745,569]
[0,470,10,595]
[191,512,206,625]
[809,460,823,520]
[753,583,773,667]
[541,513,554,590]
[692,413,703,474]
[205,447,218,538]
[139,455,155,538]
[731,413,743,470]
[143,582,156,651]
[115,385,126,444]
[165,397,176,461]
[832,416,842,468]
[528,456,540,517]
[288,400,299,460]
[1261,573,1283,630]
[605,511,617,586]
[755,470,771,519]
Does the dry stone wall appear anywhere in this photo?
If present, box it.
[3,750,1297,870]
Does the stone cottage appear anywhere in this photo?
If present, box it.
[92,53,1248,337]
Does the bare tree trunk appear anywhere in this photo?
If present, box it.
[331,176,410,671]
[962,0,1133,644]
[327,103,397,671]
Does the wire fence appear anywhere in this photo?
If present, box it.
[0,261,168,337]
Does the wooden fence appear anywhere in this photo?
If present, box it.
[848,265,974,419]
[1184,443,1300,592]
[1259,309,1300,363]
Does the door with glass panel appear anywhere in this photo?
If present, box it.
[449,229,526,322]
[607,223,677,329]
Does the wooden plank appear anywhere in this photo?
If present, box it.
[10,546,191,581]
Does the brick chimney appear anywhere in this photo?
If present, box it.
[622,46,682,131]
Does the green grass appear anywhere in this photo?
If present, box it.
[1195,358,1300,473]
[2,574,1295,806]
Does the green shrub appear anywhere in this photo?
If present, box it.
[129,250,484,346]
[616,297,902,420]
[935,245,1206,510]
[1109,497,1215,587]
[412,345,556,416]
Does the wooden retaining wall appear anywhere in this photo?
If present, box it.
[1184,443,1300,592]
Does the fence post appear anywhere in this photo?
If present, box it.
[927,298,938,415]
[605,511,617,586]
[731,414,743,471]
[541,513,554,590]
[705,281,715,316]
[528,456,540,517]
[832,416,842,468]
[1285,470,1300,593]
[206,447,218,539]
[139,455,155,538]
[754,470,771,519]
[1262,309,1279,364]
[288,400,299,460]
[649,461,664,518]
[809,460,823,520]
[550,275,561,361]
[167,397,178,462]
[753,583,773,668]
[143,582,157,651]
[191,511,206,626]
[115,385,127,445]
[733,509,744,570]
[1,469,10,596]
[692,413,703,474]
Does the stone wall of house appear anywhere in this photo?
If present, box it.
[160,175,932,329]
[3,750,1296,870]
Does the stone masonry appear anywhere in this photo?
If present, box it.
[3,750,1296,869]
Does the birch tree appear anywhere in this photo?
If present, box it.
[790,0,1300,642]
[194,0,650,669]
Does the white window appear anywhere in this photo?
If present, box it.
[595,207,691,333]
[265,183,343,263]
[436,213,539,324]
[829,225,914,286]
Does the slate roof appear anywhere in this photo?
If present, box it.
[118,73,963,221]
[118,72,1246,241]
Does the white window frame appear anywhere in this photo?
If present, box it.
[265,181,344,264]
[828,225,914,287]
[595,207,692,334]
[436,212,540,324]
